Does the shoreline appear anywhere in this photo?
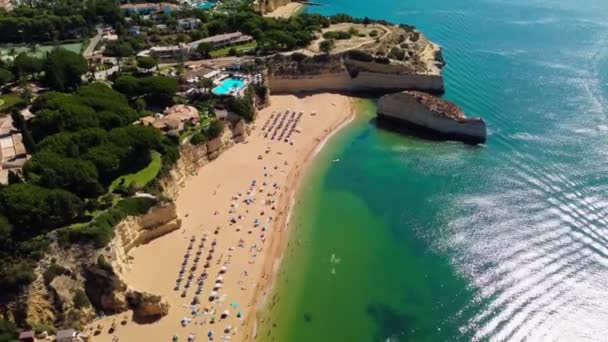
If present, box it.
[245,98,356,341]
[264,2,305,18]
[88,94,356,342]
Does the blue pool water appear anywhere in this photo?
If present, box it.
[196,2,214,10]
[212,78,245,95]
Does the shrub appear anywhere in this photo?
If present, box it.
[206,120,224,140]
[345,49,373,62]
[67,197,158,247]
[43,263,68,284]
[73,289,91,309]
[369,30,379,37]
[322,31,351,40]
[190,131,207,145]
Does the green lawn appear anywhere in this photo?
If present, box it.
[0,93,23,112]
[0,42,84,59]
[210,41,257,58]
[109,151,162,193]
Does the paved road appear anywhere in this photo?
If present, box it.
[84,27,103,58]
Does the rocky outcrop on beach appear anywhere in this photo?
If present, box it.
[125,291,169,322]
[377,91,487,143]
[0,201,177,331]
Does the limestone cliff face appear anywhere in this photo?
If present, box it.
[268,47,445,94]
[160,119,249,199]
[377,91,487,143]
[269,70,444,94]
[113,201,181,255]
[2,201,177,331]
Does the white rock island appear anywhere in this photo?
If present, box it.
[377,91,487,144]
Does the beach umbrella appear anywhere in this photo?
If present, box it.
[231,302,238,308]
[237,311,243,318]
[211,291,218,296]
[216,276,224,282]
[220,265,228,272]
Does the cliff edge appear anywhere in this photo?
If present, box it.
[268,24,446,94]
[377,91,487,144]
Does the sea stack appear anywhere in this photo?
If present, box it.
[377,91,487,144]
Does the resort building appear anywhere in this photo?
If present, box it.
[177,18,201,31]
[120,3,179,15]
[145,44,189,61]
[0,116,28,184]
[190,32,253,50]
[141,105,199,133]
[18,331,35,342]
[141,32,253,62]
[55,329,81,342]
[0,0,12,11]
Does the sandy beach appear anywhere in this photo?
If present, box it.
[264,2,304,18]
[87,93,354,342]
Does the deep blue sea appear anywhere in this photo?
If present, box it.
[260,1,608,340]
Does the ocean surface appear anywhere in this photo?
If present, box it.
[259,0,608,340]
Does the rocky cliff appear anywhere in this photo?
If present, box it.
[160,118,248,199]
[0,201,177,333]
[377,91,487,144]
[267,27,446,94]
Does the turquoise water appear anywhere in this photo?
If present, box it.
[196,2,214,10]
[212,78,245,95]
[261,0,608,341]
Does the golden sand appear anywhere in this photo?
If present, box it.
[264,2,305,19]
[88,93,355,342]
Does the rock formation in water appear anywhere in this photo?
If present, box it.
[377,91,487,144]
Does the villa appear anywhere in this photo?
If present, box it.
[177,18,201,31]
[141,105,199,133]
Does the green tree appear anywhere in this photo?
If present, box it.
[0,67,14,88]
[10,109,36,153]
[113,75,140,98]
[195,42,213,59]
[43,49,88,92]
[0,184,84,238]
[137,56,157,71]
[319,39,336,55]
[13,53,44,80]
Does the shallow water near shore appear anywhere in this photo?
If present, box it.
[260,0,608,340]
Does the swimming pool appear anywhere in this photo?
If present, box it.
[212,78,246,96]
[196,2,214,10]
